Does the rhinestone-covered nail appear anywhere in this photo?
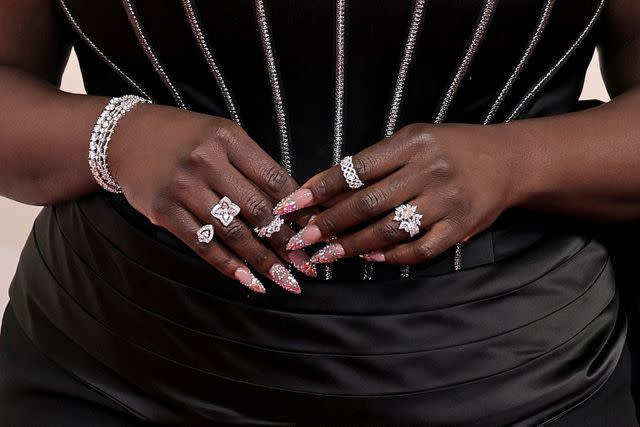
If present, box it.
[273,189,314,215]
[286,225,323,250]
[234,267,266,293]
[288,250,318,277]
[311,242,345,264]
[269,264,301,294]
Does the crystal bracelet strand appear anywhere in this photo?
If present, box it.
[89,95,151,193]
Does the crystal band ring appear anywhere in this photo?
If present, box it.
[254,215,285,238]
[393,204,423,237]
[211,196,241,227]
[196,224,215,244]
[340,156,365,189]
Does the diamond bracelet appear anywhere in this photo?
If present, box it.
[88,95,151,193]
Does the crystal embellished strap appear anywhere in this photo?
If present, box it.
[88,95,151,193]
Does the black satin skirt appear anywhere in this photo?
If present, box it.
[1,191,634,425]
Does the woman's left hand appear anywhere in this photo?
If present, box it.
[273,123,524,265]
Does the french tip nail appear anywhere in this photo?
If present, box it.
[234,267,266,294]
[310,242,345,264]
[269,264,301,294]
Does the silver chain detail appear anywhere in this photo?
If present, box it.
[483,0,555,125]
[255,0,293,175]
[375,0,428,280]
[121,0,187,109]
[182,0,241,125]
[433,0,497,273]
[506,0,605,123]
[57,0,152,100]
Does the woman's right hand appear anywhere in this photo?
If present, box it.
[107,103,316,294]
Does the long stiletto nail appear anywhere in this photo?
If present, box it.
[234,267,266,293]
[273,189,314,215]
[269,264,301,294]
[311,243,345,264]
[286,225,323,250]
[288,250,318,277]
[361,251,386,263]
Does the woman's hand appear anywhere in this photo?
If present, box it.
[274,123,522,265]
[108,103,317,294]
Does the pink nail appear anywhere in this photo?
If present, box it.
[361,251,386,263]
[287,250,318,277]
[273,189,314,215]
[269,264,301,294]
[234,267,266,293]
[310,242,345,264]
[286,225,323,250]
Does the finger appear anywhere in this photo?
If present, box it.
[375,218,465,265]
[273,140,403,215]
[307,198,440,264]
[287,171,420,249]
[323,199,443,262]
[223,131,314,228]
[207,163,317,277]
[225,128,300,201]
[182,189,302,294]
[156,205,266,294]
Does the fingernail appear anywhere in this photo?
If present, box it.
[361,251,386,263]
[234,267,266,293]
[273,189,314,215]
[311,242,345,264]
[288,250,318,277]
[286,225,323,250]
[269,264,301,294]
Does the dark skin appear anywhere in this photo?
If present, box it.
[1,0,639,292]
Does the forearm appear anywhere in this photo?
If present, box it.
[0,66,108,205]
[500,86,640,222]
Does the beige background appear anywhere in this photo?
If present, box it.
[0,50,611,317]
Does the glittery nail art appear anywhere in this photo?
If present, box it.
[288,250,318,277]
[311,242,345,264]
[273,189,314,215]
[286,225,322,250]
[234,267,266,293]
[269,264,301,294]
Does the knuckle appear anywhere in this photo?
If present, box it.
[215,255,236,273]
[357,189,386,212]
[223,221,245,242]
[312,176,332,199]
[251,250,273,270]
[381,221,402,243]
[352,155,373,178]
[246,194,271,220]
[428,156,455,180]
[415,243,436,261]
[262,165,288,193]
[317,215,338,236]
[186,146,211,169]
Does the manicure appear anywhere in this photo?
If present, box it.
[269,263,301,294]
[286,225,323,250]
[234,267,266,293]
[273,189,314,215]
[360,251,386,263]
[288,250,318,277]
[310,242,345,264]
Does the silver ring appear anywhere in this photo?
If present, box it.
[340,156,365,189]
[254,215,284,238]
[211,196,241,227]
[393,204,423,237]
[196,224,215,244]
